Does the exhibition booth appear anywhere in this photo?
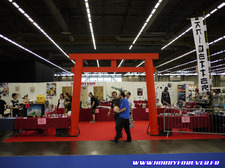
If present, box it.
[0,80,225,141]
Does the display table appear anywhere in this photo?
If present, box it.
[45,110,58,115]
[14,117,71,130]
[183,102,197,108]
[158,115,211,132]
[133,108,148,121]
[79,108,114,121]
[132,108,182,121]
[0,117,17,131]
[134,101,148,108]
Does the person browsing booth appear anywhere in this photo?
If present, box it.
[88,92,98,123]
[108,91,122,137]
[112,92,132,143]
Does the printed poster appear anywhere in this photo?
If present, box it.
[0,83,9,96]
[46,83,56,96]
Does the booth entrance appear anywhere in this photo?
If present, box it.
[69,53,159,137]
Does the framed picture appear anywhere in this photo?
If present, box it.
[137,88,143,96]
[46,83,56,96]
[30,87,35,93]
[15,85,21,92]
[0,83,9,96]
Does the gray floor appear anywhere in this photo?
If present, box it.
[0,131,225,156]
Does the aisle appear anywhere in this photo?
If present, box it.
[4,121,225,142]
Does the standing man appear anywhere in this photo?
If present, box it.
[126,92,134,128]
[112,92,132,143]
[9,93,21,117]
[88,92,96,123]
[0,96,6,117]
[108,91,122,137]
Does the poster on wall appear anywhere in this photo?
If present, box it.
[0,83,9,96]
[30,87,35,93]
[46,83,56,96]
[137,88,143,96]
[15,85,21,92]
[178,85,186,102]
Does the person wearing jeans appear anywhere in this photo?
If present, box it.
[112,92,132,143]
[108,91,122,137]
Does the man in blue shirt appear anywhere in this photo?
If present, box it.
[112,92,132,143]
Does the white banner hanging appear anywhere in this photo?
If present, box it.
[191,17,210,93]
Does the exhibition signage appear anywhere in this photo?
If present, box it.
[71,82,96,86]
[191,17,210,93]
[182,116,190,123]
[82,82,96,86]
[37,118,46,125]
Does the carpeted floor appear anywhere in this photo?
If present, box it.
[4,121,225,142]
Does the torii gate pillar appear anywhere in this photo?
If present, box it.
[69,53,159,136]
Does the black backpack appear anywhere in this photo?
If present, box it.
[95,97,99,106]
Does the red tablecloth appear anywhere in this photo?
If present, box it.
[14,117,71,130]
[79,108,114,121]
[183,102,197,108]
[45,110,58,115]
[133,108,148,121]
[134,101,148,108]
[132,108,182,121]
[158,115,211,131]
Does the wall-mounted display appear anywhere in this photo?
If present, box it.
[15,85,21,92]
[29,86,35,93]
[0,83,9,96]
[137,88,143,96]
[46,83,56,96]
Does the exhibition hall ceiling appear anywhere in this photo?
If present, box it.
[0,0,224,74]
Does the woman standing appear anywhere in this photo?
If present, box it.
[64,92,72,113]
[57,93,65,114]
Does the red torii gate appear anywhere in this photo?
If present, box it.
[69,53,159,136]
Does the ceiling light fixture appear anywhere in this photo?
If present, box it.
[161,2,225,50]
[84,0,96,50]
[157,35,225,68]
[8,0,75,64]
[123,0,164,74]
[84,0,97,67]
[118,60,124,67]
[129,0,164,49]
[160,49,225,73]
[96,60,100,67]
[0,34,70,73]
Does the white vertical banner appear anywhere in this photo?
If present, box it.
[191,17,210,93]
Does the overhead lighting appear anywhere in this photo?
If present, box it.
[0,34,70,73]
[8,0,74,64]
[157,35,225,68]
[118,60,124,67]
[160,49,225,73]
[123,60,145,76]
[129,0,164,49]
[161,2,225,50]
[218,2,225,9]
[96,60,100,67]
[84,0,96,50]
[136,61,145,67]
[84,0,97,67]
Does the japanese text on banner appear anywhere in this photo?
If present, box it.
[191,17,210,93]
